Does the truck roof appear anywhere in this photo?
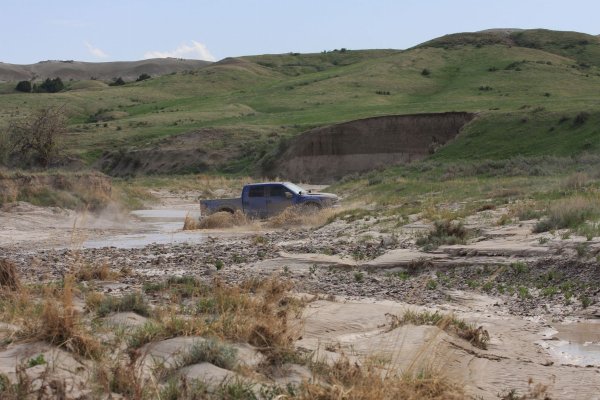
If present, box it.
[243,182,293,186]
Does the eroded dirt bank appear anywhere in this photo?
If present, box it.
[275,112,475,183]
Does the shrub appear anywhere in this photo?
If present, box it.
[534,196,600,232]
[94,292,150,317]
[15,80,32,92]
[109,77,126,86]
[178,339,237,370]
[34,77,64,93]
[136,73,151,82]
[421,68,431,76]
[416,220,468,250]
[573,111,590,126]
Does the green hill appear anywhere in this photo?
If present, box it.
[0,29,599,175]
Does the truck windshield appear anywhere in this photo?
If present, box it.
[284,182,307,194]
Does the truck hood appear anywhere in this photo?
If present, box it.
[303,192,338,200]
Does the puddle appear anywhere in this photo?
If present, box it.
[540,321,600,366]
[83,208,205,249]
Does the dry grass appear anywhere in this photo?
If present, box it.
[299,355,466,400]
[130,276,303,367]
[35,275,103,358]
[182,213,198,230]
[534,195,600,232]
[0,259,20,291]
[563,172,591,191]
[197,210,249,229]
[267,205,338,228]
[75,262,119,281]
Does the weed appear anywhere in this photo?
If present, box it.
[178,339,237,370]
[143,281,166,293]
[534,196,600,233]
[581,295,592,309]
[76,263,117,281]
[510,261,529,275]
[215,259,224,271]
[354,271,364,282]
[497,214,512,226]
[0,259,20,291]
[541,286,558,297]
[416,219,468,250]
[576,242,589,258]
[94,292,150,317]
[27,354,46,368]
[426,279,438,290]
[35,275,103,358]
[518,286,530,299]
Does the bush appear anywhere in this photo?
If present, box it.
[421,68,431,76]
[34,77,64,93]
[15,80,32,92]
[534,196,600,232]
[136,73,151,82]
[109,77,126,86]
[573,111,590,126]
[416,220,468,250]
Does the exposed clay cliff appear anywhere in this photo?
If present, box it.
[275,112,475,183]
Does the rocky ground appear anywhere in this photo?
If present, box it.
[1,194,600,399]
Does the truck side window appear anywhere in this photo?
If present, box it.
[248,186,265,198]
[269,185,288,197]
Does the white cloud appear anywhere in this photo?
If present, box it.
[84,41,109,59]
[144,41,216,61]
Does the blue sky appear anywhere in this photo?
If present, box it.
[2,0,599,64]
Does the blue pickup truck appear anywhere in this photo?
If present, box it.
[200,182,339,218]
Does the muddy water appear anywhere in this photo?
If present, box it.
[541,321,600,366]
[83,209,205,249]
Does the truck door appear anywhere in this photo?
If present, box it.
[267,184,295,216]
[245,185,268,218]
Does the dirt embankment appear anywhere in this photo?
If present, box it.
[96,129,242,177]
[275,112,475,183]
[0,171,112,210]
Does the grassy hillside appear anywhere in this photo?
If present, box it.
[0,29,599,175]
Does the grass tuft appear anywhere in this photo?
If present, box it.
[416,220,468,250]
[93,292,151,317]
[0,259,20,291]
[197,210,249,229]
[387,310,490,350]
[534,196,600,233]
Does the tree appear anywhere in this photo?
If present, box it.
[136,73,151,82]
[15,80,32,92]
[7,106,67,167]
[35,77,65,93]
[109,77,126,86]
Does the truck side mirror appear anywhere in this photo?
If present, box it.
[285,192,293,199]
